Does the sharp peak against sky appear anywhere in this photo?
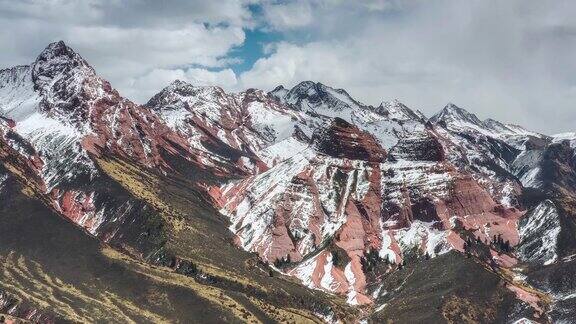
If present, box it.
[1,0,575,134]
[14,40,537,140]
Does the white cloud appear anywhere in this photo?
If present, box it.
[2,1,576,133]
[241,0,576,134]
[0,0,251,103]
[66,25,245,78]
[240,41,350,89]
[262,1,313,30]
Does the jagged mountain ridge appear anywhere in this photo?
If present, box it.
[151,77,576,321]
[1,41,576,323]
[0,42,358,323]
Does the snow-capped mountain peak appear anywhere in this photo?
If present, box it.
[166,79,225,94]
[147,79,228,113]
[34,41,92,72]
[431,102,484,128]
[374,99,425,122]
[0,42,91,123]
[269,85,288,99]
[277,81,365,112]
[432,103,543,142]
[30,41,103,127]
[483,118,540,137]
[32,40,95,91]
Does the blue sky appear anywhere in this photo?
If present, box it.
[230,28,281,74]
[230,4,283,74]
[1,1,575,134]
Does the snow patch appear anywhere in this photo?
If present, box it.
[517,200,561,265]
[15,113,98,191]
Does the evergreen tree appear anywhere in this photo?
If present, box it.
[332,252,340,267]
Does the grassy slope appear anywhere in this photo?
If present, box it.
[0,153,355,323]
[369,252,536,324]
[95,156,357,321]
[0,173,251,323]
[1,152,553,323]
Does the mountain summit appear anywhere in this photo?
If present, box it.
[431,103,484,127]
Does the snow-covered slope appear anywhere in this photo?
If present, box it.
[431,103,541,140]
[0,65,40,121]
[517,200,561,265]
[214,110,526,305]
[145,80,321,172]
[271,81,428,150]
[552,132,576,147]
[373,99,427,123]
[0,41,246,243]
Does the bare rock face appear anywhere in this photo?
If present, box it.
[0,116,16,128]
[541,140,576,193]
[31,42,197,171]
[0,120,46,191]
[389,131,445,162]
[443,176,522,245]
[312,118,387,163]
[145,80,317,174]
[445,177,497,216]
[217,99,547,307]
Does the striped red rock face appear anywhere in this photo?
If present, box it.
[311,118,387,163]
[214,86,548,306]
[218,128,528,304]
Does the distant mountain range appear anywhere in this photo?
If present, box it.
[1,41,575,323]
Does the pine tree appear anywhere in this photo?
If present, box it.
[332,253,340,267]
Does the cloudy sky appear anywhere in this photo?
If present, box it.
[1,0,575,134]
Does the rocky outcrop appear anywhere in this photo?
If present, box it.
[276,81,364,112]
[517,200,561,265]
[0,289,59,323]
[312,118,387,163]
[389,132,444,162]
[540,140,576,193]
